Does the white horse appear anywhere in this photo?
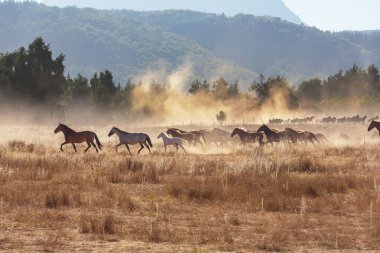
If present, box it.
[108,127,153,155]
[157,132,187,154]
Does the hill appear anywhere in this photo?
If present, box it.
[338,30,380,56]
[125,10,379,82]
[0,2,257,87]
[1,2,380,86]
[41,0,303,24]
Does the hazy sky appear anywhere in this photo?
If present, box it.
[283,0,379,31]
[37,0,379,31]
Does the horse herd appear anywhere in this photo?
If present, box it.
[54,121,361,154]
[269,115,378,124]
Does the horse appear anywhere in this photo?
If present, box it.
[368,120,380,135]
[321,116,336,124]
[285,128,319,145]
[54,123,102,153]
[305,116,315,123]
[199,128,239,145]
[157,132,187,154]
[168,128,206,145]
[257,125,294,146]
[269,118,284,124]
[231,128,264,146]
[108,127,152,155]
[315,133,328,143]
[166,128,204,147]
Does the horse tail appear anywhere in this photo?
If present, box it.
[311,134,320,144]
[146,134,153,148]
[200,133,207,144]
[94,133,103,150]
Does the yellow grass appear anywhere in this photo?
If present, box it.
[0,124,380,252]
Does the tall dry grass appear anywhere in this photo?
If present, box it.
[0,125,380,251]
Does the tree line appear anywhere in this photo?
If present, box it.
[1,38,380,121]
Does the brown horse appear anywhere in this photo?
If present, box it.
[200,128,240,145]
[166,128,205,147]
[368,120,380,135]
[285,128,319,145]
[169,128,206,144]
[54,123,102,152]
[231,128,264,146]
[257,125,294,146]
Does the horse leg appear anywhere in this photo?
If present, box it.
[85,141,92,152]
[144,141,151,153]
[179,144,187,154]
[125,144,132,155]
[175,144,179,151]
[72,143,77,152]
[164,144,167,153]
[90,140,98,153]
[115,143,123,152]
[60,142,69,152]
[137,143,144,155]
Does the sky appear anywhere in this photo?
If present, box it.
[36,0,380,31]
[283,0,379,31]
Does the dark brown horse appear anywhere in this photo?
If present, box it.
[166,128,205,147]
[368,120,380,135]
[170,128,206,144]
[231,128,264,146]
[257,125,294,146]
[54,123,102,152]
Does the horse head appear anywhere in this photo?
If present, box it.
[231,128,238,137]
[108,127,116,137]
[368,120,375,132]
[157,132,165,139]
[257,125,268,133]
[166,128,175,136]
[54,123,64,134]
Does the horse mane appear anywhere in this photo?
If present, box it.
[61,124,75,133]
[114,127,129,135]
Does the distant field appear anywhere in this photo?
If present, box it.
[0,124,380,252]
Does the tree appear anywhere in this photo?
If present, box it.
[67,74,90,101]
[227,79,240,98]
[216,110,227,125]
[188,79,210,94]
[297,78,322,103]
[0,37,66,104]
[212,78,228,100]
[250,75,298,109]
[90,70,117,107]
[367,64,380,91]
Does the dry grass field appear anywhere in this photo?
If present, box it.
[1,124,380,252]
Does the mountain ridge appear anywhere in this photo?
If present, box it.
[1,2,380,87]
[41,0,303,24]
